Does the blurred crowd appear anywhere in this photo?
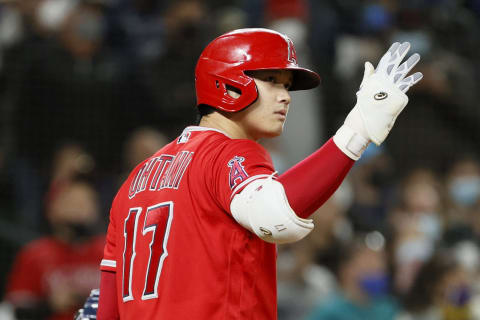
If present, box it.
[0,0,479,319]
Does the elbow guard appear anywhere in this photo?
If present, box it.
[230,177,314,244]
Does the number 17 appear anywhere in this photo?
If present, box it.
[122,201,173,301]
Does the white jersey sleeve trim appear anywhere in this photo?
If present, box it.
[100,259,117,268]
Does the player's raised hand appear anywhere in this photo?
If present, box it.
[333,42,423,160]
[348,42,422,144]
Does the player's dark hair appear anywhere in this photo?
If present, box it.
[195,104,216,125]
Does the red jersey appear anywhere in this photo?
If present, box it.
[101,126,278,319]
[7,236,105,320]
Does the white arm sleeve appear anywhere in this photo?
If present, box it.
[230,177,314,244]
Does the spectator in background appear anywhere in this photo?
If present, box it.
[117,126,169,186]
[122,127,169,173]
[0,2,24,72]
[444,156,480,229]
[103,0,168,138]
[398,251,473,320]
[108,0,166,65]
[309,181,354,253]
[439,156,480,294]
[5,179,104,320]
[46,142,95,205]
[306,232,399,320]
[277,241,320,320]
[0,0,64,235]
[0,141,95,305]
[146,0,213,138]
[347,144,396,233]
[439,155,480,252]
[389,168,445,296]
[7,0,130,176]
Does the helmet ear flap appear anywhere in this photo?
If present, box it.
[224,84,242,99]
[196,61,258,112]
[214,74,258,111]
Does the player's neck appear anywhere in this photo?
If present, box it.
[198,112,257,141]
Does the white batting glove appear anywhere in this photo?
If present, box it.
[334,42,423,160]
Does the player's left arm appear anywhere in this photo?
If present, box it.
[230,43,422,244]
[229,140,355,245]
[278,42,423,219]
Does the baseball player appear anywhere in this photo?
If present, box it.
[95,28,422,319]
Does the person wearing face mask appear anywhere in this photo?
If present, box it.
[398,250,473,320]
[5,179,105,320]
[443,156,480,246]
[446,156,480,211]
[306,232,399,320]
[389,168,445,295]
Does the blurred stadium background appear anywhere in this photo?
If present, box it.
[1,0,480,319]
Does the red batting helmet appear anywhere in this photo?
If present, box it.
[195,28,321,112]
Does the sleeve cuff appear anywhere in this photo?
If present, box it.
[100,259,117,272]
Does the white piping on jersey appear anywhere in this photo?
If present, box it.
[101,259,117,268]
[183,126,231,138]
[230,173,276,199]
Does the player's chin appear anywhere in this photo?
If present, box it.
[263,124,285,138]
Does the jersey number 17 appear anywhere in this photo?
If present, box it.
[122,201,174,301]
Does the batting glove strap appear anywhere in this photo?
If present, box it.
[333,124,369,160]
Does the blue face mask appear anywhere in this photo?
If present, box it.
[449,177,480,207]
[447,285,471,307]
[359,273,389,298]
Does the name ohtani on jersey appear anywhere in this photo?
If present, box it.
[128,151,194,199]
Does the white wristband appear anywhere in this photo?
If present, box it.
[333,124,370,160]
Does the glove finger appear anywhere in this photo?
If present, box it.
[390,42,410,64]
[398,72,423,93]
[393,53,421,83]
[376,42,411,78]
[360,61,375,88]
[376,42,399,74]
[385,42,411,79]
[388,42,401,54]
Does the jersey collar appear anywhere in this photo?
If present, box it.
[183,126,231,138]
